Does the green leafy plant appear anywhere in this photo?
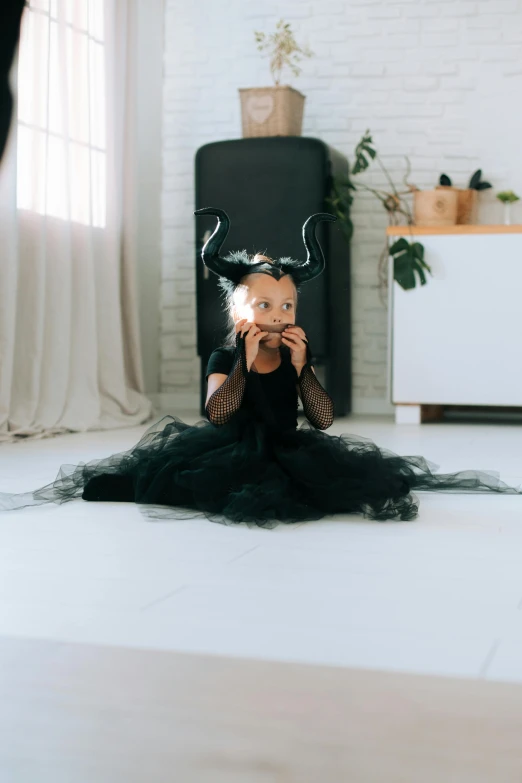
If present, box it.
[468,169,492,191]
[438,170,492,191]
[388,238,432,291]
[351,132,377,174]
[496,190,520,204]
[254,19,314,86]
[326,130,427,297]
[327,177,356,242]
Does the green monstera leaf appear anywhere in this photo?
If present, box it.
[389,238,432,291]
[352,130,377,175]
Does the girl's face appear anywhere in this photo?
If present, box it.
[233,273,297,347]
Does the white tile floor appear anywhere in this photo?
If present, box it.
[1,412,522,683]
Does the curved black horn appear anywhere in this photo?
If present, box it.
[194,207,232,278]
[293,212,337,283]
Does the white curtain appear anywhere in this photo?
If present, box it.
[0,0,153,442]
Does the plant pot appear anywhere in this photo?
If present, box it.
[436,186,478,224]
[414,189,458,226]
[503,202,512,226]
[238,86,305,137]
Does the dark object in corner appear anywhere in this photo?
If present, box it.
[0,0,25,165]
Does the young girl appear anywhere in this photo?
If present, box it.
[0,207,520,528]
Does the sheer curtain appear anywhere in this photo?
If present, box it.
[0,0,153,441]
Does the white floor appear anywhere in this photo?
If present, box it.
[1,412,522,683]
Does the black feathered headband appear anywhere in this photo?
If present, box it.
[194,207,336,295]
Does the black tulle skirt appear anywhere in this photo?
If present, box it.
[0,413,520,528]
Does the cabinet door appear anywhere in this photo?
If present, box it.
[392,233,522,406]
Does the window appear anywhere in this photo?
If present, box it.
[17,0,106,227]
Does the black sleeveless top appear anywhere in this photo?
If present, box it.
[206,344,299,431]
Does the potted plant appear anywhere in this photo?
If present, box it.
[496,190,520,226]
[326,130,432,297]
[436,169,492,224]
[238,19,313,138]
[413,187,458,227]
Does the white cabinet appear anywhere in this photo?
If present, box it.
[388,226,522,424]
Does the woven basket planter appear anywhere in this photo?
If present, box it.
[436,186,478,224]
[414,188,458,226]
[238,86,305,137]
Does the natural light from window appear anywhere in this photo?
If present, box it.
[17,0,106,228]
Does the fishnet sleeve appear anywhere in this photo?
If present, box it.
[297,342,334,430]
[205,333,249,426]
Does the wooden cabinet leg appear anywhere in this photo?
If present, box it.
[395,405,421,425]
[421,404,445,423]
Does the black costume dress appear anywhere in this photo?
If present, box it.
[0,334,520,528]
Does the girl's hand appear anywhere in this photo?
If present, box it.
[281,326,308,374]
[235,319,268,371]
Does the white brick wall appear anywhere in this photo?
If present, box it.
[161,0,522,414]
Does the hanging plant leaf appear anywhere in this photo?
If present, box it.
[326,177,355,242]
[333,177,356,193]
[469,169,482,189]
[439,173,452,186]
[352,130,377,175]
[411,241,425,261]
[389,238,410,257]
[476,181,492,190]
[389,238,432,291]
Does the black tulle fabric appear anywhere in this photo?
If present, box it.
[0,335,521,529]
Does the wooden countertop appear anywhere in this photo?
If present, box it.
[386,224,522,236]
